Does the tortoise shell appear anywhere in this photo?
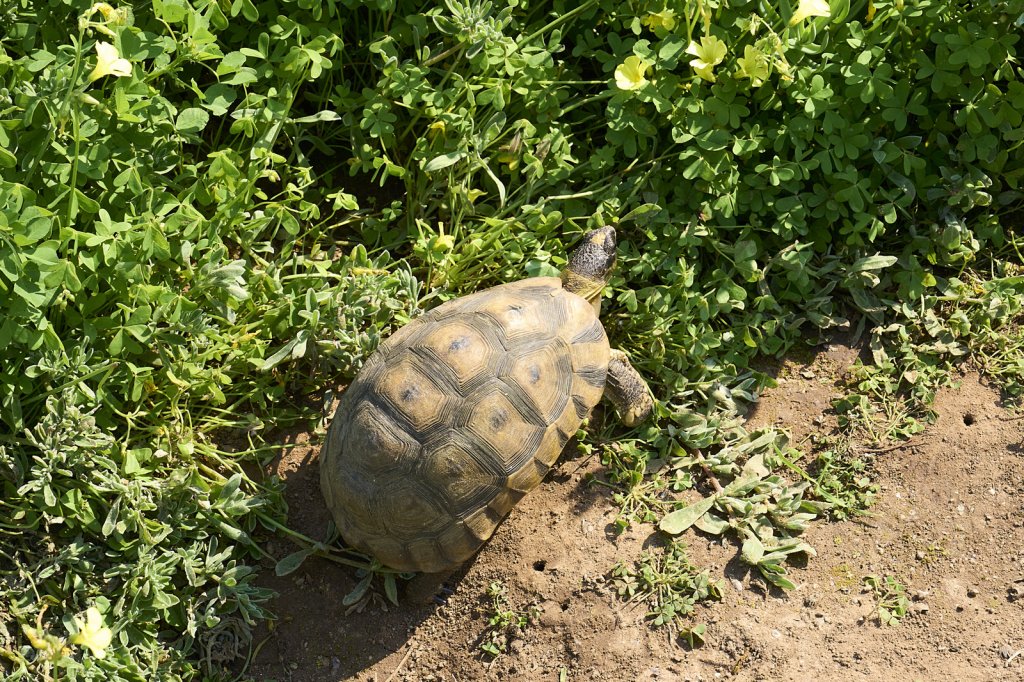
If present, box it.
[320,276,611,573]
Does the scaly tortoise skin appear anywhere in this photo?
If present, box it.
[320,228,650,573]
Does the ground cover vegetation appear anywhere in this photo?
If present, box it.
[1,0,1023,677]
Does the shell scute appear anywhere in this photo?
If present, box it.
[375,356,457,434]
[417,319,492,388]
[465,389,547,476]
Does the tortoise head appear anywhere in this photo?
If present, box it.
[560,226,617,307]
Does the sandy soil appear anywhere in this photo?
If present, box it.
[245,340,1024,681]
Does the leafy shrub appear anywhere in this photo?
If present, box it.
[1,0,1023,676]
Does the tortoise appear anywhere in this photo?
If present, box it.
[320,226,653,574]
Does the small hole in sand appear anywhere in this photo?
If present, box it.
[963,413,976,426]
[532,560,547,572]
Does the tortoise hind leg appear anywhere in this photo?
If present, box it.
[604,349,654,426]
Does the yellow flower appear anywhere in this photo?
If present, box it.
[866,0,876,21]
[80,3,132,35]
[641,9,677,31]
[90,2,118,20]
[70,607,113,658]
[775,57,794,82]
[736,45,770,86]
[614,56,650,91]
[88,41,132,82]
[686,35,728,83]
[789,0,832,25]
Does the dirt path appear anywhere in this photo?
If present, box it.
[247,344,1024,681]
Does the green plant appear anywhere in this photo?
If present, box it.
[806,437,879,520]
[477,581,540,658]
[837,270,1024,441]
[916,541,949,565]
[654,416,827,590]
[611,541,723,636]
[590,436,689,532]
[863,574,910,626]
[1,2,422,676]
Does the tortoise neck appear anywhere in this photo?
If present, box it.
[561,270,604,314]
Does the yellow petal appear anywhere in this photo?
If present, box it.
[90,2,117,20]
[83,2,132,28]
[692,63,717,83]
[614,55,649,91]
[70,607,113,658]
[687,36,727,81]
[88,41,132,82]
[790,0,832,24]
[736,45,770,86]
[642,10,676,31]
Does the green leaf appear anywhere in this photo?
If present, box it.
[384,574,399,606]
[74,189,100,214]
[291,110,342,123]
[850,255,898,272]
[101,497,121,537]
[203,84,237,116]
[693,512,730,535]
[620,203,662,223]
[24,50,56,72]
[659,495,716,535]
[758,566,796,591]
[424,151,466,172]
[175,108,210,134]
[275,547,315,576]
[218,474,243,502]
[480,159,507,207]
[740,535,765,565]
[343,573,373,606]
[681,623,706,648]
[154,0,190,23]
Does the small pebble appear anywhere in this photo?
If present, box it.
[967,587,979,598]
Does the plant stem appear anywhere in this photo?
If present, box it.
[518,0,598,47]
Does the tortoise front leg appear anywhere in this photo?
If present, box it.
[604,349,654,426]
